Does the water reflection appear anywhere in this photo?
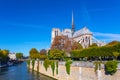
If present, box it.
[0,62,54,80]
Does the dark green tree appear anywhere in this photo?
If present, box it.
[16,53,23,59]
[105,60,118,75]
[29,48,39,59]
[89,43,98,47]
[49,49,66,59]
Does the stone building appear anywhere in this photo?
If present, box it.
[51,12,105,48]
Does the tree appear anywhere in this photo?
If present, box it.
[105,60,118,75]
[29,48,39,59]
[113,52,119,59]
[107,41,120,46]
[49,49,66,59]
[71,41,83,50]
[51,36,74,56]
[0,49,9,64]
[16,53,23,59]
[51,36,68,50]
[89,43,98,47]
[1,49,9,58]
[40,49,47,55]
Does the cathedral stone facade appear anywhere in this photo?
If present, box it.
[51,12,105,48]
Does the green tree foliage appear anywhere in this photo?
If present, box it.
[65,60,72,75]
[94,61,101,73]
[32,60,35,70]
[43,59,58,76]
[49,49,66,59]
[51,60,55,76]
[39,49,47,60]
[37,60,39,72]
[43,59,51,71]
[1,49,9,58]
[0,49,9,64]
[29,48,39,59]
[27,60,30,67]
[16,53,23,59]
[71,42,120,58]
[29,48,47,59]
[89,43,98,48]
[113,52,119,59]
[105,60,118,75]
[56,61,58,74]
[107,41,120,46]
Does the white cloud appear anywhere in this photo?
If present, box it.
[93,32,120,42]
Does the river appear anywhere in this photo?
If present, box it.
[0,62,54,80]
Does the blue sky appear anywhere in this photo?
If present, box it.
[0,0,120,56]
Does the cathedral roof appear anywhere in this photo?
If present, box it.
[73,27,93,37]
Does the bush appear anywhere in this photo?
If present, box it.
[56,61,58,74]
[94,61,101,73]
[105,60,118,75]
[27,60,30,66]
[43,59,57,76]
[32,60,35,70]
[37,60,39,72]
[71,43,120,58]
[48,49,66,60]
[50,60,55,76]
[43,59,51,71]
[65,60,72,75]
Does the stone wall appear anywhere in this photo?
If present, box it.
[29,60,120,80]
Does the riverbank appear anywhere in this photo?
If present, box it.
[28,60,120,80]
[0,60,24,68]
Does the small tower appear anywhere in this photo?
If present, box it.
[71,11,75,37]
[51,28,60,44]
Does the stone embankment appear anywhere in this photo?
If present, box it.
[29,60,120,80]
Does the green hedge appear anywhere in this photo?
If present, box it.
[94,61,102,73]
[43,59,58,76]
[27,60,30,67]
[105,60,118,75]
[56,61,58,74]
[65,60,72,75]
[43,59,51,71]
[51,60,55,76]
[32,60,35,70]
[71,43,120,58]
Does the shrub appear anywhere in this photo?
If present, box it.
[48,49,66,60]
[50,60,55,76]
[94,61,101,73]
[65,60,72,75]
[71,43,120,58]
[56,61,58,74]
[32,60,35,70]
[27,60,30,66]
[43,59,50,71]
[105,60,118,75]
[37,60,39,72]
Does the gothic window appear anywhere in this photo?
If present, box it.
[83,38,84,43]
[57,30,58,36]
[86,36,87,42]
[89,37,90,46]
[55,31,56,36]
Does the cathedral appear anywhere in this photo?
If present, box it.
[51,12,106,48]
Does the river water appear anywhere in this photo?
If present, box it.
[0,62,54,80]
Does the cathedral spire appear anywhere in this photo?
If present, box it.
[71,11,75,36]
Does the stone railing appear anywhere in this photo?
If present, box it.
[29,60,120,80]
